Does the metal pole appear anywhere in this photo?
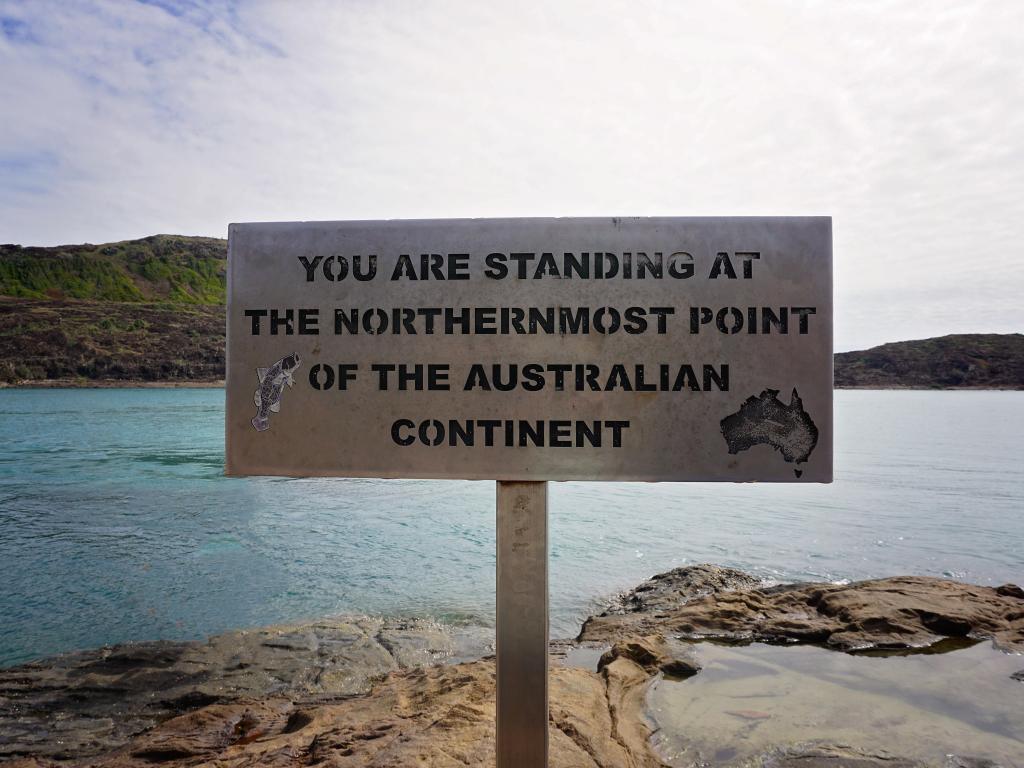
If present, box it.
[496,480,549,767]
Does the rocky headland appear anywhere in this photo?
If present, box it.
[2,236,1023,389]
[2,565,1023,767]
[834,334,1024,389]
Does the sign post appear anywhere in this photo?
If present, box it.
[225,216,833,766]
[496,480,548,767]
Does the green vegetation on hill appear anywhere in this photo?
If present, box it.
[1,235,1021,387]
[0,235,226,304]
[834,334,1024,389]
[0,235,226,383]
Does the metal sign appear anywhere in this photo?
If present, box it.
[226,216,832,482]
[225,215,832,766]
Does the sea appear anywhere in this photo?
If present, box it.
[0,388,1021,667]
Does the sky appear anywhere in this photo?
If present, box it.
[0,0,1021,351]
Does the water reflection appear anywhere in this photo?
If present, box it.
[649,641,1024,766]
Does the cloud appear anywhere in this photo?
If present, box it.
[0,149,59,200]
[0,0,1022,349]
[1,14,37,43]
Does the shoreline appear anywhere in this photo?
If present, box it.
[1,379,1022,391]
[0,379,225,389]
[2,565,1022,766]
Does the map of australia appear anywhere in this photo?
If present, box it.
[720,389,819,478]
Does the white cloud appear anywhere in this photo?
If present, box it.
[1,0,1022,349]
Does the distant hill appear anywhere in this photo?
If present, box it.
[834,334,1024,389]
[0,298,223,383]
[0,235,226,304]
[0,236,225,384]
[0,236,1021,387]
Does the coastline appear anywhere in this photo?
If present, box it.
[3,565,1022,766]
[0,379,225,389]
[1,379,1022,390]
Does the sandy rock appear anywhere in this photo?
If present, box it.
[597,635,701,679]
[762,743,1021,768]
[13,658,662,768]
[581,572,1024,651]
[943,758,1008,768]
[589,564,759,618]
[762,742,924,767]
[5,565,1024,766]
[0,616,488,760]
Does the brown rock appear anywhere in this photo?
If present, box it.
[995,583,1024,599]
[598,637,665,673]
[6,564,1024,766]
[0,616,489,761]
[586,564,757,616]
[581,572,1024,651]
[597,635,700,679]
[762,742,924,767]
[34,658,662,768]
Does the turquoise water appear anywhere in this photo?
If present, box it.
[0,389,1021,667]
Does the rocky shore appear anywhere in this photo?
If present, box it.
[2,565,1022,767]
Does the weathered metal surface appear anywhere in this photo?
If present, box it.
[496,480,548,768]
[226,217,832,481]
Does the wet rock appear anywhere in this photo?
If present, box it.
[601,563,760,615]
[658,657,701,679]
[10,659,664,768]
[581,570,1024,651]
[762,742,924,767]
[0,616,489,761]
[578,563,760,641]
[995,583,1024,599]
[598,637,665,673]
[5,564,1024,766]
[597,635,701,679]
[944,757,1007,768]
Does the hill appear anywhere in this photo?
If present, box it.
[0,236,1021,387]
[0,298,223,383]
[0,235,225,384]
[0,234,225,304]
[834,334,1024,389]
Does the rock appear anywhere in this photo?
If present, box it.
[944,757,1006,768]
[8,658,664,768]
[580,570,1024,651]
[598,637,665,673]
[597,635,701,679]
[0,616,490,761]
[995,583,1024,599]
[578,563,760,641]
[762,742,1005,768]
[658,657,701,679]
[5,564,1024,765]
[1011,670,1024,682]
[762,742,924,767]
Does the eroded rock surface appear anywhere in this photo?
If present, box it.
[588,563,761,622]
[0,617,490,761]
[4,656,665,768]
[3,565,1023,766]
[597,635,701,680]
[762,743,925,768]
[580,571,1024,651]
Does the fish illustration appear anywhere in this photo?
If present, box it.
[252,353,301,432]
